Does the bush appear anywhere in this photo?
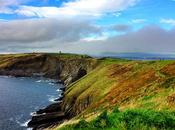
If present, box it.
[92,110,111,128]
[119,109,175,129]
[112,107,120,113]
[60,109,175,130]
[75,119,90,129]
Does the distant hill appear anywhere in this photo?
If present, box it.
[97,52,175,60]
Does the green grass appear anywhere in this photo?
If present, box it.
[48,53,91,59]
[98,57,130,65]
[0,52,91,59]
[59,108,175,130]
[62,64,118,115]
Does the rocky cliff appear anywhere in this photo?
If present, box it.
[0,53,98,85]
[0,53,99,129]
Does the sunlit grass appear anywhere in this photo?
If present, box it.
[58,108,175,130]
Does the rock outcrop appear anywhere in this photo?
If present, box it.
[0,53,98,85]
[28,102,66,129]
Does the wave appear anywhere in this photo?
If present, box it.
[56,89,62,92]
[47,95,57,102]
[30,112,36,116]
[49,97,57,102]
[20,119,31,127]
[49,82,55,85]
[36,79,57,86]
[12,116,31,129]
[0,75,13,78]
[36,80,42,83]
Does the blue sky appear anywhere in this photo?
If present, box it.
[1,0,175,28]
[96,0,175,28]
[0,0,175,54]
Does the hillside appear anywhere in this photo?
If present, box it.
[54,58,175,130]
[62,59,175,116]
[0,53,175,130]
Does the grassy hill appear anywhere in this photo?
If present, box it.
[52,58,175,130]
[0,53,175,129]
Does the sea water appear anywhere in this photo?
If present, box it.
[0,76,63,130]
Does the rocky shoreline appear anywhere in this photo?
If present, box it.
[0,54,98,129]
[28,91,67,130]
[25,79,68,130]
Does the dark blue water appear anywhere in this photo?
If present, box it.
[0,76,63,130]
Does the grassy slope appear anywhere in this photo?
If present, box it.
[53,58,175,130]
[1,53,175,129]
[60,108,175,130]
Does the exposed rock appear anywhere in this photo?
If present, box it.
[60,87,66,91]
[0,53,98,85]
[28,112,65,129]
[36,103,62,114]
[28,102,68,129]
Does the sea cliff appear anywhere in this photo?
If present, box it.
[1,53,175,130]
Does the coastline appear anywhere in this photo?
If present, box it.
[3,75,68,129]
[0,75,64,130]
[0,53,98,129]
[0,73,68,129]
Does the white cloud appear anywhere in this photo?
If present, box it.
[82,35,108,42]
[0,0,46,7]
[15,6,79,18]
[0,0,18,7]
[160,18,175,25]
[1,21,175,55]
[0,0,47,15]
[0,18,101,43]
[63,25,175,54]
[15,0,139,18]
[111,12,121,17]
[0,0,18,14]
[0,7,13,14]
[131,19,146,23]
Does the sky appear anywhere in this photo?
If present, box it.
[0,0,175,55]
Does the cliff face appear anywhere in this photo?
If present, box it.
[61,59,175,118]
[0,53,98,85]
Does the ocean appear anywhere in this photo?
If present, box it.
[0,76,63,130]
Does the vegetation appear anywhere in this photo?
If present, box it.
[58,57,175,130]
[1,53,175,130]
[48,52,91,59]
[62,59,175,117]
[59,108,175,130]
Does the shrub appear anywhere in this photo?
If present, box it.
[60,109,175,130]
[75,119,90,129]
[92,110,111,128]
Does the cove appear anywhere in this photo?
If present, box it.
[0,76,63,130]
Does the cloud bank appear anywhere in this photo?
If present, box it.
[0,19,101,43]
[0,18,175,54]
